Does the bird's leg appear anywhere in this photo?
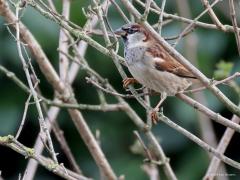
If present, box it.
[122,78,139,88]
[151,92,167,124]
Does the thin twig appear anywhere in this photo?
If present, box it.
[15,93,32,139]
[133,131,153,162]
[47,0,56,12]
[45,99,126,112]
[164,24,195,41]
[229,0,240,55]
[86,77,148,98]
[52,122,82,174]
[0,65,29,94]
[129,0,135,22]
[141,164,159,180]
[184,72,240,94]
[59,0,70,83]
[157,0,166,34]
[144,88,152,128]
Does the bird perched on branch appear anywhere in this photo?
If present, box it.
[115,23,196,124]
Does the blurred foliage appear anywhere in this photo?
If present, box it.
[0,0,240,180]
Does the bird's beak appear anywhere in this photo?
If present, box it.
[114,28,126,37]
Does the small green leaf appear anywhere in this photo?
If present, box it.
[214,60,233,80]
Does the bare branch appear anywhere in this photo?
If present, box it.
[184,72,240,94]
[204,114,240,179]
[59,0,70,83]
[157,113,240,170]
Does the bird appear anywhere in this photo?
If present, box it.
[114,23,197,124]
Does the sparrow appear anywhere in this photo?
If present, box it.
[114,23,197,124]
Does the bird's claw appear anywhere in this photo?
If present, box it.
[122,78,137,89]
[150,109,159,124]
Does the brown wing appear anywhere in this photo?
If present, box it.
[146,44,196,79]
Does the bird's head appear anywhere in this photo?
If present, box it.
[114,23,149,46]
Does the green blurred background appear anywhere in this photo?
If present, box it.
[0,0,240,179]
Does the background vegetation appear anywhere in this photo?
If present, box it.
[0,0,240,179]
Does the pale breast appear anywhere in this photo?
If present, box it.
[124,46,147,65]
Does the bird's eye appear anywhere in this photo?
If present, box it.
[127,28,138,34]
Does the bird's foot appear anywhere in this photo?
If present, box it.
[150,108,159,124]
[122,78,138,89]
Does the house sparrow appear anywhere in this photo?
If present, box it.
[115,23,196,124]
